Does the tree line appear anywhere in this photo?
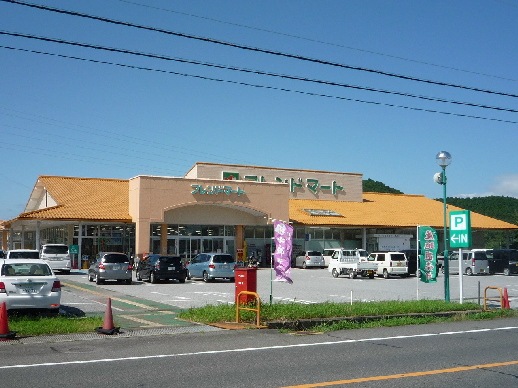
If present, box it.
[363,179,518,249]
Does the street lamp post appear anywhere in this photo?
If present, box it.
[435,151,452,302]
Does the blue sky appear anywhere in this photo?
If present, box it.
[1,0,517,221]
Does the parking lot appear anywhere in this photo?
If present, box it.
[59,267,518,314]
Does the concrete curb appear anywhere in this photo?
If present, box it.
[266,310,485,330]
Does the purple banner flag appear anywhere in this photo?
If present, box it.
[273,220,293,284]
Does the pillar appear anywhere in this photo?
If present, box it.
[35,221,41,250]
[235,225,244,250]
[135,219,150,259]
[160,223,167,254]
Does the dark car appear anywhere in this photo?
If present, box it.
[88,252,132,284]
[400,249,440,277]
[486,249,518,275]
[136,254,187,283]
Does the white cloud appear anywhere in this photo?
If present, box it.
[489,174,518,198]
[455,174,518,199]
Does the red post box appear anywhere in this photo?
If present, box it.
[235,267,257,304]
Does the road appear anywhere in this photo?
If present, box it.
[1,318,517,387]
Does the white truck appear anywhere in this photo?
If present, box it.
[328,249,377,279]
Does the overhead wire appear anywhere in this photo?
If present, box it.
[1,39,516,115]
[1,44,516,125]
[0,109,261,168]
[3,0,518,99]
[116,0,518,83]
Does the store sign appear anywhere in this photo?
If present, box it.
[449,210,472,248]
[418,226,438,283]
[222,171,345,194]
[191,184,245,196]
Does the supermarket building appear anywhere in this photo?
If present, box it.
[2,162,517,267]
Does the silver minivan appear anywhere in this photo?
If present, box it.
[186,253,235,282]
[446,250,489,276]
[40,244,72,274]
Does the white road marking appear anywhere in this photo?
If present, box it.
[1,326,517,370]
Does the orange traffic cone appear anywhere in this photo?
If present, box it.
[503,288,510,309]
[0,301,17,341]
[96,298,120,335]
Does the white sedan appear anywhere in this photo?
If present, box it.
[0,259,61,313]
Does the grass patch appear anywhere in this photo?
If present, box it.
[8,314,104,337]
[178,299,482,323]
[178,299,517,331]
[311,309,517,332]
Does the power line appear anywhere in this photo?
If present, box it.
[2,44,517,125]
[0,109,258,168]
[116,0,518,83]
[3,0,518,99]
[1,40,517,115]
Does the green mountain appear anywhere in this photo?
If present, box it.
[363,179,518,248]
[444,196,518,249]
[362,178,403,194]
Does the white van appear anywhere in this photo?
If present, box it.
[367,251,408,278]
[40,244,72,274]
[446,250,489,276]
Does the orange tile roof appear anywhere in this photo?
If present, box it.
[17,176,131,222]
[290,193,518,230]
[5,177,516,231]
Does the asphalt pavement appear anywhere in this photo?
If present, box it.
[3,267,517,345]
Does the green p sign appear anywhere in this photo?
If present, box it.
[449,210,472,248]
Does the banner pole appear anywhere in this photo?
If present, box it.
[270,221,273,305]
[416,225,419,300]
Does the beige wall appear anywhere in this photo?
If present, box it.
[129,176,289,256]
[184,162,363,202]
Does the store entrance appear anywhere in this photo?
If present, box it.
[178,237,234,261]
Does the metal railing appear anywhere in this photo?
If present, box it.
[484,286,503,311]
[236,291,261,326]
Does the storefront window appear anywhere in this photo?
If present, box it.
[202,226,223,236]
[167,224,178,236]
[86,225,98,237]
[178,225,202,236]
[312,229,324,240]
[224,225,235,236]
[151,224,161,237]
[244,227,254,239]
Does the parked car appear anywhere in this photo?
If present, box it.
[446,250,489,276]
[186,253,235,282]
[0,250,5,259]
[40,244,71,274]
[328,248,376,278]
[88,252,132,284]
[6,249,40,260]
[367,251,408,278]
[486,249,518,275]
[322,248,341,267]
[136,254,187,283]
[294,250,325,269]
[0,259,61,313]
[400,249,440,278]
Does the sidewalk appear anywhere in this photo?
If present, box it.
[1,279,224,346]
